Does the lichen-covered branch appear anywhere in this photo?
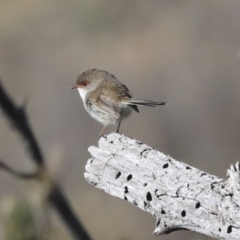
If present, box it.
[85,133,240,240]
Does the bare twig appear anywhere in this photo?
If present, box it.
[0,81,43,166]
[0,80,91,240]
[0,159,37,179]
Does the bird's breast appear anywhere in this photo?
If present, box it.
[77,88,88,101]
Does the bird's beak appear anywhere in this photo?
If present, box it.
[69,84,78,90]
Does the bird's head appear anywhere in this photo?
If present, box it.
[70,69,105,92]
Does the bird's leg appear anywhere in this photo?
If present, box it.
[99,125,106,137]
[116,120,122,133]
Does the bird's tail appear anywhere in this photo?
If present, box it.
[123,98,168,107]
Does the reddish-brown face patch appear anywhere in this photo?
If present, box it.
[79,80,89,88]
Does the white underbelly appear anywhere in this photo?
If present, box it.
[78,88,87,101]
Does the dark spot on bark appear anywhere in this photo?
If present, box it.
[124,196,128,201]
[219,228,221,232]
[140,148,150,156]
[156,219,160,226]
[186,166,191,170]
[133,201,138,206]
[227,225,232,234]
[143,183,147,187]
[115,172,121,179]
[146,192,152,201]
[144,201,147,207]
[187,183,189,188]
[181,210,186,217]
[200,173,207,177]
[195,202,201,209]
[124,186,128,194]
[163,163,169,168]
[127,174,132,181]
[110,141,113,144]
[161,209,166,214]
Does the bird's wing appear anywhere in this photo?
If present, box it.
[89,94,120,119]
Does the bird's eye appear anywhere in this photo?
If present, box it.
[83,80,88,86]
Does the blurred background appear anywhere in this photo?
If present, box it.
[0,0,240,239]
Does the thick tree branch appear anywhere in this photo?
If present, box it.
[85,133,240,240]
[0,80,91,240]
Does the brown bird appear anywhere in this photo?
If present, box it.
[70,69,167,135]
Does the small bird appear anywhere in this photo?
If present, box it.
[70,69,167,135]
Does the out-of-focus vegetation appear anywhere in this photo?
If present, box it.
[0,0,240,239]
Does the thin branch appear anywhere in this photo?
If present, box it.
[0,80,91,240]
[0,159,37,179]
[48,186,92,240]
[0,81,43,166]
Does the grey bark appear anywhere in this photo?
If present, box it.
[85,133,240,240]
